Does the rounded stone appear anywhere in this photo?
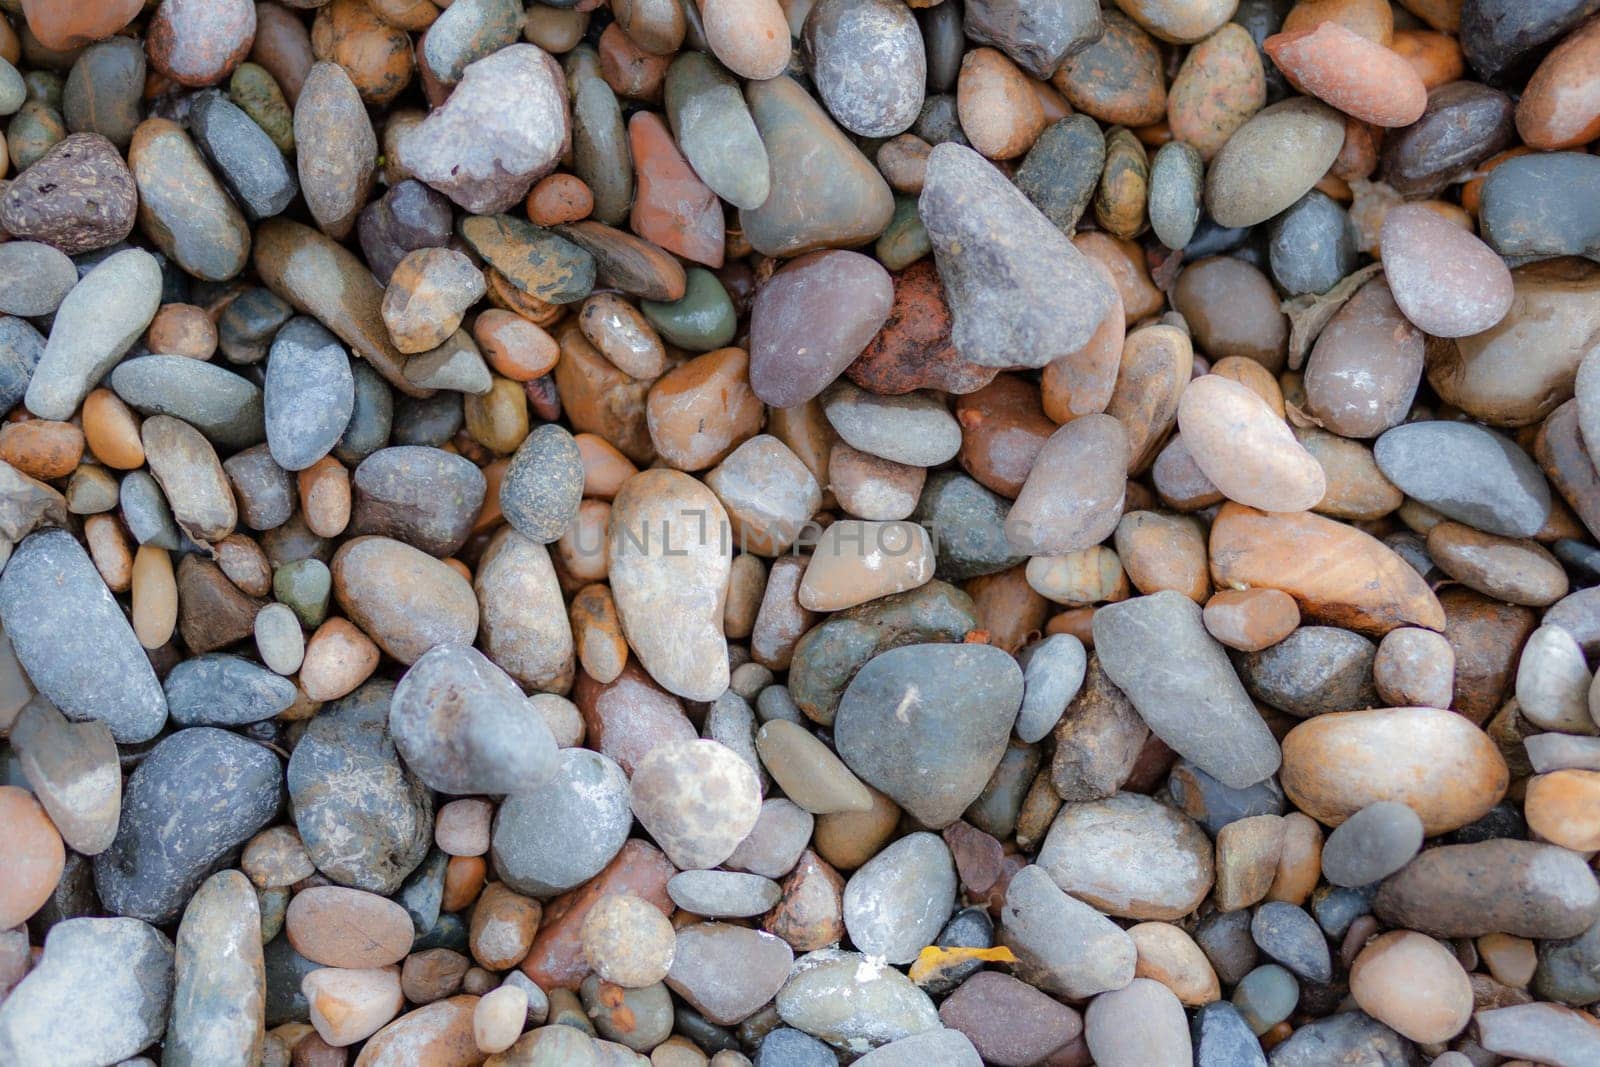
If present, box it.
[629,739,763,871]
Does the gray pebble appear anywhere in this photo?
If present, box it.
[111,354,266,450]
[1268,191,1357,296]
[500,422,584,543]
[667,870,783,919]
[1320,801,1425,888]
[1250,902,1332,984]
[491,747,631,896]
[263,317,355,471]
[1015,634,1087,743]
[164,653,297,726]
[1374,420,1552,537]
[843,832,957,964]
[0,241,77,317]
[189,89,297,220]
[1149,141,1204,251]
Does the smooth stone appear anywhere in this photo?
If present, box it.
[1479,151,1600,264]
[9,697,119,854]
[775,950,939,1050]
[1039,792,1214,920]
[166,870,265,1067]
[662,923,791,1029]
[252,219,422,397]
[1303,277,1423,439]
[228,61,292,154]
[1266,1011,1414,1066]
[391,644,557,796]
[0,318,46,418]
[164,653,295,726]
[331,536,478,664]
[741,75,894,257]
[63,36,144,147]
[1193,1002,1266,1067]
[357,180,455,286]
[1231,964,1298,1034]
[607,469,731,701]
[1086,978,1192,1067]
[493,747,631,897]
[1282,706,1507,835]
[285,886,412,969]
[704,435,822,556]
[23,247,161,421]
[189,88,296,220]
[1320,800,1424,887]
[458,213,594,306]
[834,643,1023,828]
[1250,902,1330,984]
[756,720,872,815]
[1000,864,1137,999]
[913,472,1026,581]
[140,415,236,545]
[1269,191,1357,296]
[348,446,481,559]
[94,727,283,924]
[0,529,166,742]
[663,52,770,211]
[1178,374,1325,512]
[1475,1002,1600,1067]
[667,871,781,919]
[1381,202,1513,336]
[1460,0,1600,84]
[919,142,1114,368]
[1014,115,1105,235]
[842,832,956,965]
[1380,80,1516,197]
[750,251,894,408]
[217,287,293,366]
[553,218,685,303]
[821,380,960,467]
[630,739,762,870]
[962,0,1102,79]
[1005,414,1129,554]
[1015,635,1087,743]
[0,133,137,254]
[381,248,484,356]
[397,44,569,214]
[939,971,1080,1065]
[0,918,172,1066]
[1092,590,1282,789]
[108,355,265,451]
[1148,141,1203,251]
[1205,98,1345,228]
[0,241,76,317]
[1534,918,1600,1006]
[1238,625,1378,717]
[1349,930,1472,1043]
[422,0,522,85]
[803,0,924,137]
[499,423,583,543]
[757,1027,836,1066]
[475,529,574,693]
[1375,421,1550,537]
[128,117,251,281]
[641,266,737,353]
[797,519,934,612]
[628,110,722,268]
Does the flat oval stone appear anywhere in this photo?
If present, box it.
[667,871,781,919]
[9,698,120,855]
[834,642,1022,828]
[1380,80,1515,197]
[1148,141,1203,251]
[0,132,138,255]
[664,52,770,211]
[397,43,569,214]
[1479,151,1600,263]
[741,75,895,257]
[1039,792,1214,920]
[293,61,375,240]
[1303,277,1423,439]
[347,445,483,560]
[1015,115,1105,234]
[1281,706,1508,834]
[24,247,162,422]
[750,250,894,408]
[110,355,266,451]
[920,142,1114,368]
[286,680,431,895]
[493,747,631,897]
[999,864,1137,1000]
[1168,23,1268,160]
[188,88,296,220]
[821,380,960,467]
[164,653,295,726]
[94,727,283,924]
[667,922,794,1027]
[607,469,731,702]
[0,529,166,742]
[1374,420,1550,537]
[0,917,173,1067]
[286,885,412,969]
[842,832,956,964]
[938,970,1080,1066]
[1375,840,1600,939]
[141,415,236,546]
[803,0,924,137]
[128,117,250,281]
[776,950,939,1050]
[1205,98,1344,228]
[1381,203,1513,337]
[630,739,762,870]
[331,535,479,665]
[1179,374,1325,512]
[1269,191,1357,296]
[391,644,558,796]
[1427,522,1570,607]
[1087,978,1192,1067]
[1264,20,1427,126]
[165,869,264,1067]
[0,241,75,317]
[1092,590,1282,789]
[1321,800,1424,887]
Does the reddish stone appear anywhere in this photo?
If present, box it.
[763,849,845,953]
[573,660,698,776]
[956,374,1056,498]
[942,820,1005,897]
[847,259,998,396]
[21,0,142,51]
[1440,586,1538,726]
[628,111,724,268]
[520,839,676,991]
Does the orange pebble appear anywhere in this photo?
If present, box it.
[442,855,487,913]
[574,433,638,500]
[299,617,380,702]
[0,419,84,480]
[145,303,218,359]
[472,309,559,381]
[1389,29,1465,90]
[81,389,145,469]
[526,174,594,226]
[297,456,351,538]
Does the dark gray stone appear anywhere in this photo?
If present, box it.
[499,422,583,543]
[1193,1002,1267,1067]
[164,653,297,726]
[93,728,283,924]
[1251,902,1332,983]
[913,471,1026,581]
[1374,420,1552,537]
[110,354,266,450]
[1268,191,1357,296]
[491,747,631,897]
[333,361,395,465]
[350,446,485,557]
[1534,916,1600,1006]
[188,89,297,220]
[1321,800,1424,888]
[1238,625,1378,717]
[1480,151,1600,265]
[1168,760,1286,837]
[263,317,355,472]
[0,316,45,417]
[1266,1011,1417,1067]
[963,0,1104,79]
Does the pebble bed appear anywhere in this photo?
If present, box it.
[0,0,1599,1065]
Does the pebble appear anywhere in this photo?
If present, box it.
[1350,930,1472,1043]
[397,44,568,213]
[834,643,1022,828]
[331,535,478,664]
[1093,590,1282,789]
[1374,839,1600,939]
[1231,963,1298,1034]
[667,923,794,1026]
[663,52,769,211]
[1380,80,1516,196]
[286,886,412,969]
[803,0,924,138]
[1381,203,1513,337]
[775,950,939,1050]
[1000,863,1136,999]
[1320,800,1424,887]
[1476,1001,1600,1066]
[1376,420,1550,537]
[1040,792,1214,920]
[1179,374,1325,512]
[189,88,296,220]
[1086,978,1192,1067]
[303,965,403,1047]
[94,727,282,924]
[608,469,731,701]
[286,679,432,894]
[1191,1002,1267,1067]
[391,644,558,795]
[382,248,485,355]
[1172,256,1287,372]
[841,832,955,965]
[924,143,1115,372]
[1238,625,1378,716]
[167,870,265,1065]
[1265,20,1426,125]
[1006,413,1128,554]
[750,251,893,408]
[9,698,120,856]
[1480,151,1600,263]
[0,242,74,317]
[128,117,252,282]
[741,75,894,257]
[1269,191,1357,296]
[1014,634,1087,743]
[581,892,675,988]
[756,719,872,815]
[1205,98,1345,228]
[492,747,631,897]
[0,918,173,1066]
[0,529,166,742]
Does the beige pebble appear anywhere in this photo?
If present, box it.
[299,617,381,702]
[303,966,404,1047]
[473,985,528,1055]
[1349,930,1472,1043]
